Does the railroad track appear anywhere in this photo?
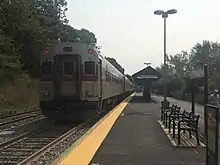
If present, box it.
[0,123,76,165]
[0,109,41,126]
[0,100,120,165]
[0,109,40,119]
[0,110,46,133]
[0,114,101,165]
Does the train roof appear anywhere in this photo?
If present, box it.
[45,42,134,85]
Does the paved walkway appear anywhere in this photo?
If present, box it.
[152,95,204,119]
[90,94,205,165]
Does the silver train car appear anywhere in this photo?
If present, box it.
[39,42,134,122]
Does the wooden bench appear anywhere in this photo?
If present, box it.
[164,106,180,128]
[168,110,191,138]
[161,104,177,122]
[161,104,176,121]
[177,113,200,145]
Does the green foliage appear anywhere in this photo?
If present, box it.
[153,40,220,104]
[105,57,124,74]
[168,51,192,77]
[125,74,134,83]
[0,0,97,79]
[0,54,21,81]
[0,33,21,81]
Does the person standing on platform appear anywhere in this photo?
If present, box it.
[208,89,220,106]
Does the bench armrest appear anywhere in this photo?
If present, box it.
[162,107,172,112]
[178,118,189,124]
[178,115,189,119]
[165,109,175,113]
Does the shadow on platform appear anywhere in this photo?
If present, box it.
[128,95,157,103]
[123,111,152,116]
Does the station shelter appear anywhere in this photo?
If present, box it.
[132,66,162,101]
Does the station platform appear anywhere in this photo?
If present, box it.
[55,93,206,165]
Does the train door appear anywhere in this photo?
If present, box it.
[54,55,81,100]
[123,76,126,93]
[98,59,103,112]
[99,59,103,98]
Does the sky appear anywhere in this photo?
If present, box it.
[66,0,220,75]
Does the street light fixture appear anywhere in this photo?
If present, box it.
[154,10,164,15]
[167,9,177,14]
[154,9,177,108]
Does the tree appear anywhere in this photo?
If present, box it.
[125,74,134,83]
[154,40,220,103]
[189,41,220,89]
[168,51,191,77]
[0,0,98,79]
[105,57,124,74]
[78,28,97,46]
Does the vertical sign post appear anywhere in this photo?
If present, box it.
[191,79,195,114]
[205,104,219,165]
[190,62,204,114]
[204,64,208,137]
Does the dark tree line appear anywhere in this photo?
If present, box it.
[152,40,220,104]
[0,0,136,85]
[104,57,134,82]
[0,0,97,81]
[105,57,124,74]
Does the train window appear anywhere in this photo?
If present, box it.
[105,71,108,81]
[63,62,74,75]
[84,61,95,74]
[110,73,113,82]
[107,72,110,81]
[109,73,111,81]
[41,61,52,75]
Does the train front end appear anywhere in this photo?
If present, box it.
[39,42,94,122]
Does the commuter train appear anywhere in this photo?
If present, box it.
[39,42,134,122]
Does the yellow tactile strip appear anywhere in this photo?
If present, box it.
[55,93,135,165]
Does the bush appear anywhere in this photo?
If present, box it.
[0,74,39,115]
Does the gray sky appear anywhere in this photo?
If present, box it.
[66,0,220,75]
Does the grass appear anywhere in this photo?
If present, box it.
[0,75,39,117]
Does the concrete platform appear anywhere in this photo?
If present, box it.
[56,93,206,165]
[90,94,205,165]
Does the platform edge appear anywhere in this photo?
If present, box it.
[52,93,135,165]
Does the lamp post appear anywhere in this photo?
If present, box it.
[154,9,177,107]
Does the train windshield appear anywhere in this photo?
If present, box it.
[84,61,95,74]
[63,62,75,75]
[41,61,52,75]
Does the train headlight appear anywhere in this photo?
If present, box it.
[44,91,49,96]
[86,91,93,97]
